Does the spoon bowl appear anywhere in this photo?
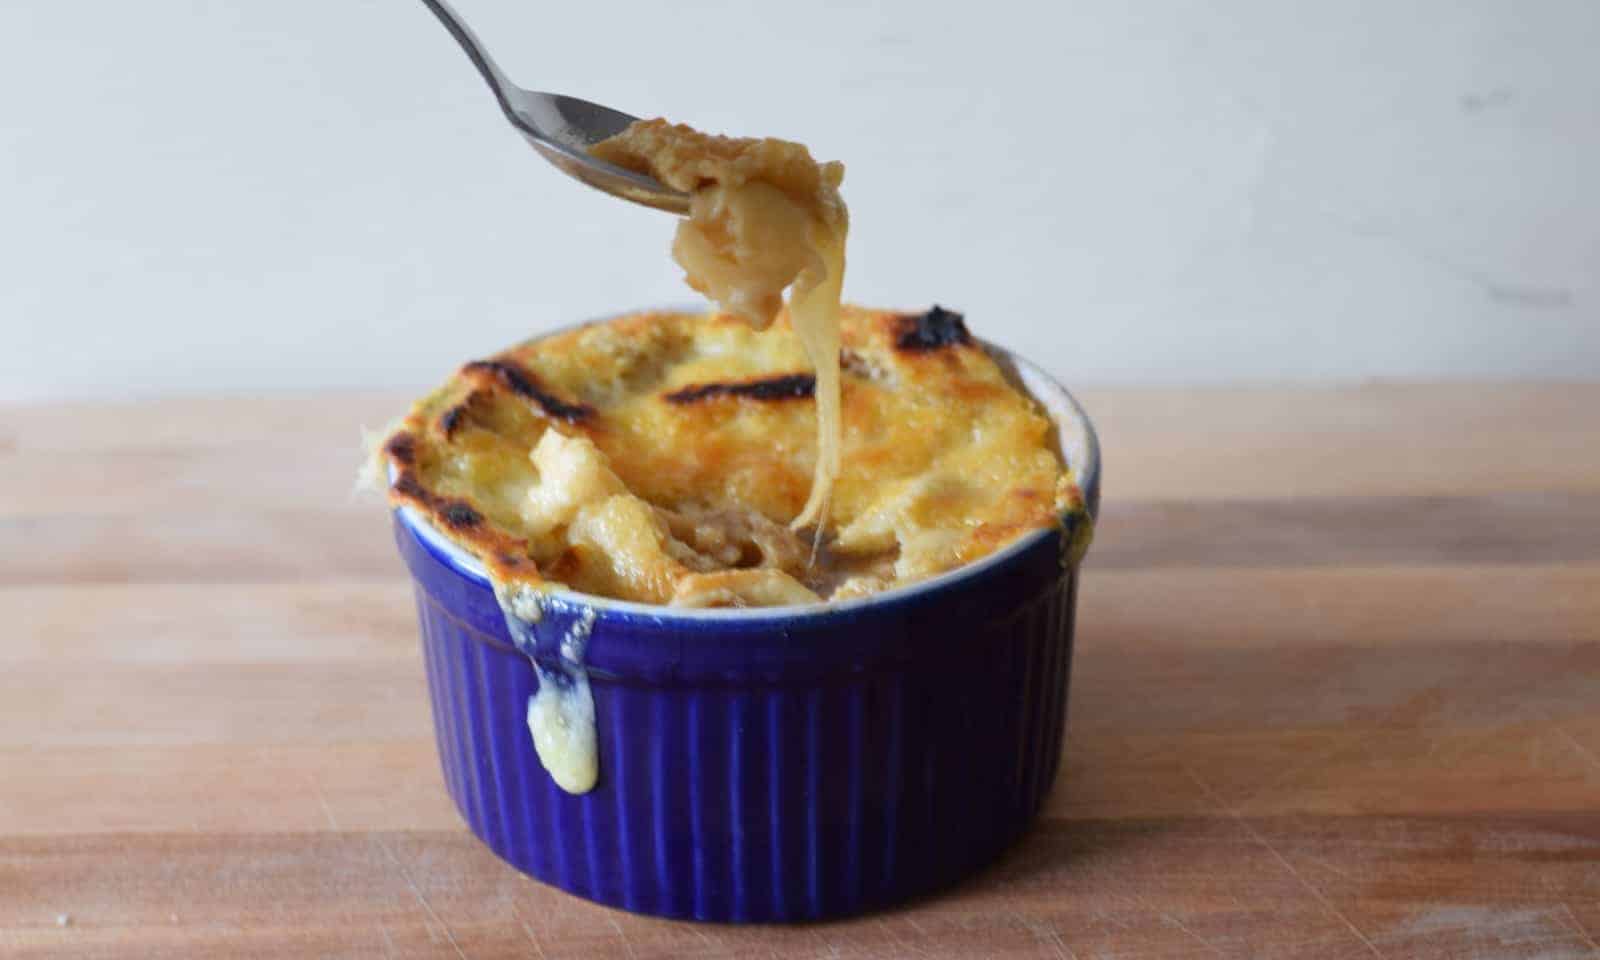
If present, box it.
[420,0,691,215]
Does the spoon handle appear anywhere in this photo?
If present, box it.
[418,0,520,122]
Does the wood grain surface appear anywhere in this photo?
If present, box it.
[3,383,1598,959]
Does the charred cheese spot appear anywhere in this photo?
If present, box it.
[895,306,972,352]
[438,403,469,439]
[663,373,815,405]
[462,360,594,423]
[384,433,417,466]
[442,502,483,529]
[395,469,482,530]
[391,473,428,502]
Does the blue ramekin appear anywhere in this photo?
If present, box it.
[391,345,1099,922]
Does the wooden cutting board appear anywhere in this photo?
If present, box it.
[3,383,1598,959]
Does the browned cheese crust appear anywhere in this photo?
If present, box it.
[383,306,1082,606]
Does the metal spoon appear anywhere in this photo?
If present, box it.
[419,0,691,215]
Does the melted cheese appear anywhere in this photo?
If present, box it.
[786,229,844,529]
[497,587,599,794]
[525,673,597,794]
[591,120,847,530]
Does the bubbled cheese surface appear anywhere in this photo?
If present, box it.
[383,306,1079,607]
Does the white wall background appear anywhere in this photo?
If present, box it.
[2,0,1596,403]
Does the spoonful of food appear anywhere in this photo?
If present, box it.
[418,0,691,215]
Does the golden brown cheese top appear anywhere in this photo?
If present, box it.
[383,306,1079,607]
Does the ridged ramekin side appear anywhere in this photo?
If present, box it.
[407,536,1077,922]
